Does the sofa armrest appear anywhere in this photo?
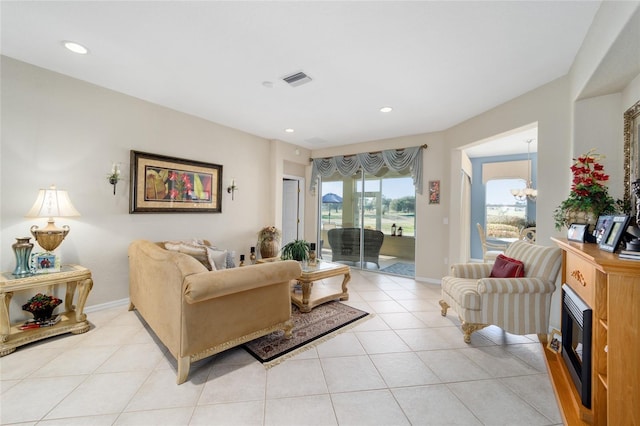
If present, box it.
[183,260,301,303]
[450,263,492,279]
[477,277,556,294]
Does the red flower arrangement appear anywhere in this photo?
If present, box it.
[22,293,62,320]
[554,149,616,230]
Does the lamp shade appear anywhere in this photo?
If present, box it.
[25,185,80,218]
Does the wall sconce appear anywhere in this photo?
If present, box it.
[107,163,121,195]
[227,178,238,200]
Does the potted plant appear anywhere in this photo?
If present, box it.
[553,149,617,230]
[257,226,281,258]
[281,239,310,262]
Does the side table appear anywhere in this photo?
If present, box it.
[0,264,93,356]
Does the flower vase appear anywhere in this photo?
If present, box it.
[12,237,33,276]
[566,210,597,228]
[260,239,280,258]
[28,306,55,321]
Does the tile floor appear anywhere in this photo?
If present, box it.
[0,270,562,425]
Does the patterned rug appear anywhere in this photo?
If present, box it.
[380,262,415,277]
[243,301,369,367]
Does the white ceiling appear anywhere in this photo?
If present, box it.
[1,1,602,151]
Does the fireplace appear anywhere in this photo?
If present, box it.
[561,284,592,408]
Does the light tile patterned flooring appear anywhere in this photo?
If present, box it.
[0,270,562,425]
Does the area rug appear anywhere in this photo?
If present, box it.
[243,301,370,367]
[381,262,415,277]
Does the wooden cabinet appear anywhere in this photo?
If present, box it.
[549,238,640,425]
[0,265,93,356]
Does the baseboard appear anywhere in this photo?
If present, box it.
[84,297,130,313]
[415,276,441,285]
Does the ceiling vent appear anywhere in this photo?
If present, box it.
[282,71,312,87]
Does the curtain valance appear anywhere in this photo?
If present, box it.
[310,145,426,194]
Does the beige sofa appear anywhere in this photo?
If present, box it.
[128,240,301,384]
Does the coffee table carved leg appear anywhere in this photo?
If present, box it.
[300,281,312,313]
[0,292,13,343]
[340,272,351,300]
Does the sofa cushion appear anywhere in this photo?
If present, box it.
[164,242,214,270]
[490,254,525,278]
[207,249,228,270]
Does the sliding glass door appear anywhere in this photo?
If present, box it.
[319,169,415,275]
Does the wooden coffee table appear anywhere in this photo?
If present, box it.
[258,258,351,312]
[293,260,350,312]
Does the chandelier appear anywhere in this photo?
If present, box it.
[510,139,537,202]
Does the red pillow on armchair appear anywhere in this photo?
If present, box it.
[490,254,525,278]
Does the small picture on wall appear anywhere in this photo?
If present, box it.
[429,180,440,204]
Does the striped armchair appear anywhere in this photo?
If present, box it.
[440,241,562,343]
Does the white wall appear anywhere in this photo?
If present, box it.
[0,57,289,310]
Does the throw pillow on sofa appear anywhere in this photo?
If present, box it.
[490,254,525,278]
[164,241,214,270]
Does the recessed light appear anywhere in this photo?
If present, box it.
[285,128,295,133]
[62,41,89,55]
[380,106,393,113]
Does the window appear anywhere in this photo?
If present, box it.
[485,178,528,241]
[319,170,415,271]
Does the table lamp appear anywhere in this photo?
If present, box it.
[25,185,80,251]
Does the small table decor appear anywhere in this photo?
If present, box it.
[22,293,62,321]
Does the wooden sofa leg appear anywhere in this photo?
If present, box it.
[439,300,449,316]
[461,322,488,344]
[177,356,190,385]
[283,320,294,339]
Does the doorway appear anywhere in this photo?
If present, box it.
[282,177,304,247]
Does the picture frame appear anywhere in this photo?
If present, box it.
[30,252,61,274]
[547,328,562,354]
[594,215,612,245]
[429,180,440,205]
[599,214,630,253]
[130,150,222,213]
[623,100,640,219]
[567,223,588,242]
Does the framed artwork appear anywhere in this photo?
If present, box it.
[623,100,640,219]
[429,180,440,204]
[130,150,222,213]
[567,223,588,242]
[599,214,630,253]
